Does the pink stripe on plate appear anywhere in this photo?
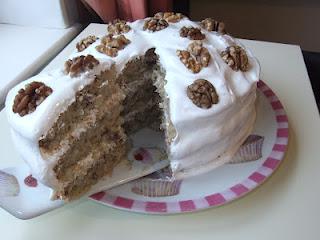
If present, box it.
[263,89,274,97]
[249,171,266,184]
[205,193,226,206]
[230,184,249,196]
[275,109,286,116]
[276,115,288,122]
[102,193,117,204]
[268,95,279,102]
[263,158,281,170]
[277,128,289,138]
[257,80,265,88]
[88,80,289,215]
[273,144,287,152]
[259,86,269,93]
[271,101,283,110]
[90,191,106,201]
[113,196,134,209]
[145,202,167,213]
[179,200,196,212]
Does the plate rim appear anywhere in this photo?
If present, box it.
[89,80,289,214]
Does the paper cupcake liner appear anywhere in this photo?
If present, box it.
[0,170,20,197]
[131,178,182,197]
[229,135,264,163]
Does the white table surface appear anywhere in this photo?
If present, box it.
[0,23,82,108]
[1,23,319,240]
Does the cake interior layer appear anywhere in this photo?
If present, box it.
[40,50,169,201]
[55,146,125,200]
[53,113,125,181]
[39,68,121,154]
[118,57,164,134]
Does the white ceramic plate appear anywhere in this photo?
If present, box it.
[0,80,288,218]
[88,80,289,214]
[0,122,169,219]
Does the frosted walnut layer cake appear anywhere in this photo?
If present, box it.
[5,13,260,201]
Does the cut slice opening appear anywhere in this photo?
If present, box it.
[39,48,174,200]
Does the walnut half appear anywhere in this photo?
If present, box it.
[64,55,100,77]
[96,34,130,57]
[13,81,53,116]
[143,18,169,32]
[187,79,219,109]
[76,35,98,52]
[180,26,205,40]
[200,18,226,34]
[107,19,131,35]
[177,41,211,73]
[154,12,184,23]
[221,45,249,71]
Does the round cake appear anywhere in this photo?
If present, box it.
[5,13,259,200]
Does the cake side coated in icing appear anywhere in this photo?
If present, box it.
[5,15,260,195]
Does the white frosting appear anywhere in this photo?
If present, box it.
[5,17,259,187]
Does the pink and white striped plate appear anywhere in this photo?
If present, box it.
[89,80,289,214]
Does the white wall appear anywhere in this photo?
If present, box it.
[190,0,320,52]
[0,0,79,28]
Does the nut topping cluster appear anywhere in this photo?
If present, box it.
[180,26,205,40]
[13,81,53,116]
[76,35,98,52]
[200,18,226,34]
[107,19,131,35]
[96,34,130,57]
[177,41,211,73]
[154,12,184,23]
[221,45,249,71]
[143,17,168,32]
[187,79,219,109]
[64,55,100,77]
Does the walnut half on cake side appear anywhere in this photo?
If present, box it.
[12,82,52,117]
